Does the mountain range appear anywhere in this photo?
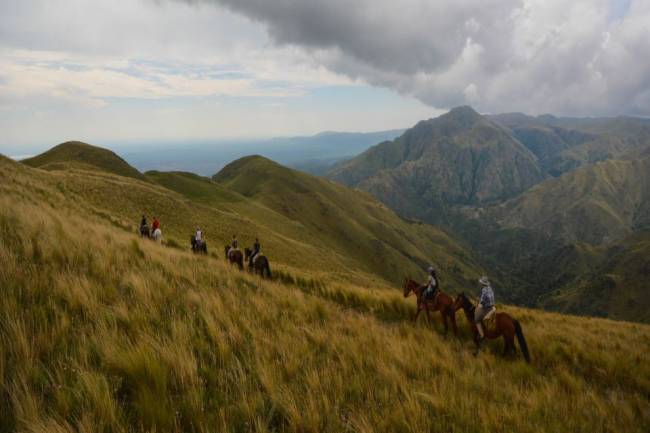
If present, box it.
[328,106,650,322]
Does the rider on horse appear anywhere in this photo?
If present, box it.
[195,227,203,243]
[423,266,439,301]
[475,276,496,350]
[249,238,261,267]
[228,235,239,259]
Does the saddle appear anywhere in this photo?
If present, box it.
[482,307,497,333]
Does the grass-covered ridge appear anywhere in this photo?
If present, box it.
[1,152,649,432]
[22,141,145,181]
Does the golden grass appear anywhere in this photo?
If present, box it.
[1,157,649,432]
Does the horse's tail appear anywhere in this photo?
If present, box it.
[513,319,530,363]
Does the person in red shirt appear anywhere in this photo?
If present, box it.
[152,216,160,232]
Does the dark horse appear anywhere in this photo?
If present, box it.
[403,278,458,337]
[139,225,151,238]
[244,248,272,278]
[453,293,530,362]
[190,236,207,254]
[224,245,244,270]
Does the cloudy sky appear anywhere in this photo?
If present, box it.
[1,0,648,152]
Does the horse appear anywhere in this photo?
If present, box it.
[403,278,458,337]
[453,292,530,362]
[151,228,162,243]
[139,225,151,238]
[224,245,244,270]
[190,236,207,254]
[244,247,272,278]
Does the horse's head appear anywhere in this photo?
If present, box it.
[244,248,251,259]
[453,292,465,311]
[403,277,418,298]
[454,292,474,312]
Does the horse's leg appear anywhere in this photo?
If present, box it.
[441,310,449,338]
[425,307,432,326]
[502,335,510,357]
[414,306,422,323]
[450,310,458,337]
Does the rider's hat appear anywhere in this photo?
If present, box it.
[427,266,435,273]
[479,276,490,286]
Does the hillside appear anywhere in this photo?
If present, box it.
[18,143,484,289]
[2,152,649,433]
[491,155,650,245]
[540,231,650,323]
[330,106,544,224]
[212,155,483,288]
[490,113,650,176]
[22,141,145,180]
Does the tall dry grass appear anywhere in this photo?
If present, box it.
[1,159,649,433]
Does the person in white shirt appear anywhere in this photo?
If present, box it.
[423,266,438,300]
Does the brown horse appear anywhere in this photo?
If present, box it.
[244,248,272,278]
[453,292,530,362]
[403,278,458,337]
[224,245,244,270]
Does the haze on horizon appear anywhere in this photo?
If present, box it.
[1,0,648,154]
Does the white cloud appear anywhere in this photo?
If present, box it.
[184,0,650,116]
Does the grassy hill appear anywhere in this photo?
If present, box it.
[492,155,650,245]
[212,155,483,288]
[450,154,650,318]
[17,143,485,289]
[540,231,650,323]
[1,152,649,433]
[22,141,145,180]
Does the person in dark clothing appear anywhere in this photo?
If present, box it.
[139,215,148,237]
[249,238,261,267]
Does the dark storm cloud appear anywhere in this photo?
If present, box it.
[178,0,650,116]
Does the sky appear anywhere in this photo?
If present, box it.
[1,0,648,153]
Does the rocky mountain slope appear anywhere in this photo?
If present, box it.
[330,106,545,224]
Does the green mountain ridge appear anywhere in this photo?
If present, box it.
[330,106,545,225]
[15,143,484,289]
[327,107,650,321]
[22,141,145,180]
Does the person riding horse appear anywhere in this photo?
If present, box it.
[191,227,207,253]
[475,276,496,351]
[423,266,439,301]
[228,235,239,260]
[249,238,261,267]
[139,215,149,237]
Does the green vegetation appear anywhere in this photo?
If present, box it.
[13,142,485,290]
[22,141,145,181]
[2,149,649,433]
[330,106,544,223]
[328,108,650,322]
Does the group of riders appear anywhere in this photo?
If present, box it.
[137,214,522,359]
[139,215,265,270]
[139,215,162,241]
[420,266,499,354]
